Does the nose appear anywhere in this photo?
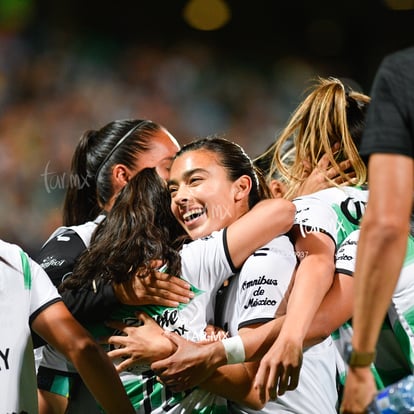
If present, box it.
[173,184,191,206]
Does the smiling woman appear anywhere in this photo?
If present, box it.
[168,138,269,240]
[104,136,339,413]
[54,137,295,413]
[169,149,244,239]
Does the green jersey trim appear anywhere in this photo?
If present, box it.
[20,250,31,289]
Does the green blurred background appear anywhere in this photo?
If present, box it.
[1,0,413,253]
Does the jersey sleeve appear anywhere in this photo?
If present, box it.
[293,195,339,245]
[236,237,297,329]
[27,256,62,326]
[335,230,359,276]
[34,228,87,287]
[60,281,119,324]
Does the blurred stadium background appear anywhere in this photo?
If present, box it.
[1,0,413,254]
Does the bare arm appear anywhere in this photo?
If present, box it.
[149,272,353,391]
[305,273,353,346]
[107,315,265,409]
[342,154,413,413]
[352,154,412,354]
[32,301,134,414]
[281,228,336,342]
[199,361,263,410]
[107,272,351,410]
[198,325,267,410]
[253,228,336,398]
[227,198,295,268]
[153,327,267,410]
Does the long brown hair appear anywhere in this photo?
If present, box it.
[60,168,186,291]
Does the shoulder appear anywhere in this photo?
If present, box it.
[0,239,22,268]
[242,235,296,271]
[34,227,89,285]
[372,47,414,94]
[251,235,294,255]
[65,215,104,246]
[180,229,227,262]
[43,214,104,247]
[293,187,368,214]
[0,238,17,252]
[36,228,87,260]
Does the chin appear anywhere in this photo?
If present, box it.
[189,230,204,240]
[189,225,211,240]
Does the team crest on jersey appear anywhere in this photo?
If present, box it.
[39,256,66,269]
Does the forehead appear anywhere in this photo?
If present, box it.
[170,149,224,178]
[148,129,180,155]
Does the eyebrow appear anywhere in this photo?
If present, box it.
[167,167,207,186]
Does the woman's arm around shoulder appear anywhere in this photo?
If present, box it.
[227,198,295,269]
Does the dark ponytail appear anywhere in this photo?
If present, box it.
[62,119,163,226]
[62,130,99,226]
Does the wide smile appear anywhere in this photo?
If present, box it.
[182,208,206,227]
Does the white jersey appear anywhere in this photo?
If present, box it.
[0,239,61,414]
[42,229,235,413]
[293,186,368,248]
[334,230,414,387]
[221,236,338,414]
